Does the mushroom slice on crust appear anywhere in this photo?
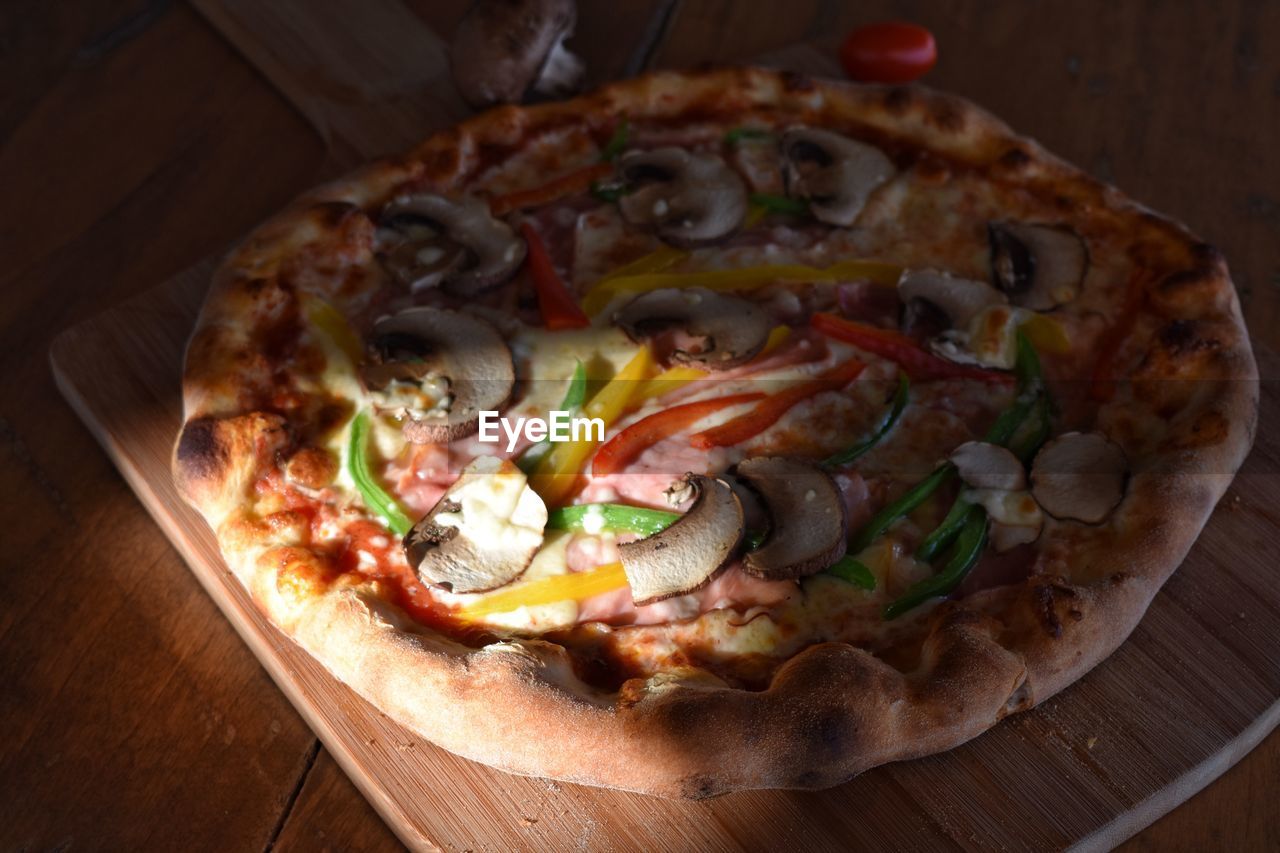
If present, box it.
[377,194,526,296]
[967,488,1045,552]
[618,474,745,606]
[735,457,848,580]
[780,126,895,226]
[613,288,771,371]
[404,457,548,593]
[449,0,583,108]
[898,269,1008,330]
[361,307,514,443]
[1030,431,1129,524]
[616,148,749,246]
[950,441,1027,491]
[988,222,1088,311]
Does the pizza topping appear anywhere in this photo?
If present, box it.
[949,441,1026,491]
[404,457,549,593]
[449,0,583,109]
[736,458,848,580]
[618,474,745,605]
[616,148,749,246]
[967,489,1044,552]
[518,222,591,329]
[780,127,895,226]
[897,269,1007,330]
[362,307,515,442]
[614,288,771,371]
[988,222,1088,310]
[811,313,1012,384]
[824,374,910,467]
[377,194,526,295]
[592,392,765,477]
[1030,431,1128,523]
[347,411,416,536]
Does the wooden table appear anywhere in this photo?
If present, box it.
[3,1,1278,849]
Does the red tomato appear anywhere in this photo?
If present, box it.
[840,21,937,84]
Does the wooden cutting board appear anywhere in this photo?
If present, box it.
[49,2,1280,849]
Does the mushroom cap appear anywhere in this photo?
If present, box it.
[736,457,848,580]
[613,287,771,371]
[1030,431,1129,524]
[363,307,515,443]
[404,456,548,593]
[618,474,745,606]
[378,194,526,296]
[898,269,1008,330]
[449,0,581,108]
[616,147,748,246]
[949,441,1027,491]
[780,126,895,226]
[988,222,1088,311]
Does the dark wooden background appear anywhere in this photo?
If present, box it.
[3,1,1277,849]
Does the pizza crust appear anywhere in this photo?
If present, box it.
[173,67,1258,796]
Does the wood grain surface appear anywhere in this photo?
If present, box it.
[4,0,1278,850]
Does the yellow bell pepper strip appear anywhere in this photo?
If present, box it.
[582,259,901,316]
[304,295,363,365]
[489,162,615,216]
[530,347,653,505]
[691,358,866,449]
[347,411,414,536]
[596,245,689,285]
[1019,313,1071,355]
[457,561,629,620]
[519,223,590,330]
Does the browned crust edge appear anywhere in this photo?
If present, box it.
[172,67,1259,797]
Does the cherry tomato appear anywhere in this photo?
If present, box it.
[840,21,938,84]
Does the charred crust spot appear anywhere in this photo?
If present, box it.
[311,200,358,228]
[1031,581,1077,639]
[1190,241,1226,269]
[883,87,914,113]
[679,773,723,800]
[1158,319,1221,355]
[999,146,1033,170]
[928,100,964,132]
[176,418,225,482]
[780,70,814,92]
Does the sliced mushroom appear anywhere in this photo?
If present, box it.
[614,288,771,371]
[1030,431,1128,523]
[616,148,748,246]
[377,194,525,296]
[361,307,515,443]
[950,441,1027,491]
[780,126,895,226]
[404,457,548,593]
[988,222,1088,310]
[450,0,583,108]
[735,457,848,580]
[618,474,745,605]
[967,488,1045,552]
[898,269,1008,330]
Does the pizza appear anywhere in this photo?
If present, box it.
[173,67,1257,797]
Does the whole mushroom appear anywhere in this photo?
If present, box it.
[450,0,584,108]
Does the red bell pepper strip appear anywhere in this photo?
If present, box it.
[691,359,866,449]
[811,313,1012,385]
[1089,269,1149,401]
[592,392,765,477]
[490,162,615,216]
[519,223,590,330]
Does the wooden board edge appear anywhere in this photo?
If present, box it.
[47,336,440,853]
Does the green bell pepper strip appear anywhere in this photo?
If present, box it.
[517,361,588,474]
[547,503,680,537]
[748,192,809,217]
[824,374,909,469]
[827,556,877,590]
[884,504,988,619]
[847,463,957,555]
[723,127,773,144]
[347,411,414,537]
[599,118,629,162]
[915,495,974,563]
